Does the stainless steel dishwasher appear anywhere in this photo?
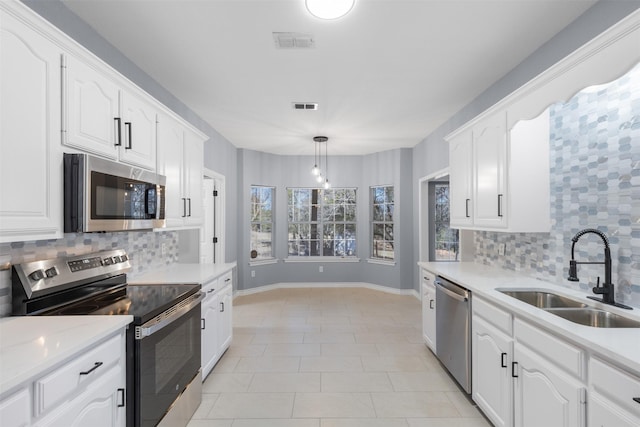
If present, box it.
[435,275,472,393]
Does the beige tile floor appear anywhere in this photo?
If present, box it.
[187,287,492,427]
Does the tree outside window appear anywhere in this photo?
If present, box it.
[288,188,357,257]
[250,186,274,260]
[371,186,394,261]
[432,182,459,261]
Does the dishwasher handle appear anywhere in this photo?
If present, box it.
[435,280,469,302]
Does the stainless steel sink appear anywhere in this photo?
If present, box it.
[546,308,640,328]
[497,289,640,328]
[498,290,588,309]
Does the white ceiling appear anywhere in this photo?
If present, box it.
[61,0,596,155]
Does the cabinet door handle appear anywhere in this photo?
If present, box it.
[501,352,507,368]
[225,278,231,283]
[633,397,640,404]
[114,118,122,146]
[429,299,434,309]
[511,361,518,378]
[117,388,125,407]
[182,198,187,217]
[188,198,192,217]
[207,288,215,294]
[465,199,470,218]
[124,122,132,149]
[498,194,503,217]
[201,318,205,330]
[220,302,225,312]
[79,361,103,376]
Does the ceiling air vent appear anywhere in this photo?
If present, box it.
[273,32,315,49]
[292,102,318,110]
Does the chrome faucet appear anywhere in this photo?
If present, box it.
[567,228,631,310]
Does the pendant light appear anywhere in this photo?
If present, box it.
[312,136,330,187]
[305,0,355,20]
[323,137,331,189]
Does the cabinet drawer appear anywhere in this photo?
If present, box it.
[473,296,512,335]
[590,357,640,416]
[220,271,233,288]
[0,388,30,427]
[202,278,218,299]
[421,270,435,286]
[514,318,584,379]
[35,333,122,415]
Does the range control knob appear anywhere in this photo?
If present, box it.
[45,267,58,278]
[29,269,45,281]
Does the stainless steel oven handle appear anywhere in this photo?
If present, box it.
[435,281,468,302]
[135,291,204,340]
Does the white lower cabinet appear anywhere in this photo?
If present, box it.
[588,357,640,427]
[421,269,436,352]
[472,296,586,427]
[201,278,221,379]
[35,365,124,427]
[201,270,234,380]
[0,329,126,427]
[0,388,30,427]
[472,316,512,427]
[513,342,585,427]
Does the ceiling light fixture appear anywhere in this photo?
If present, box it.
[305,0,355,20]
[312,136,330,188]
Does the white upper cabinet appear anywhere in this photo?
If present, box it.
[472,113,507,229]
[449,130,473,227]
[0,7,63,243]
[157,113,205,227]
[448,109,550,232]
[63,55,120,160]
[120,89,157,169]
[63,55,157,170]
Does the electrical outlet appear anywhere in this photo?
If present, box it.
[319,266,323,273]
[251,270,256,278]
[498,243,506,256]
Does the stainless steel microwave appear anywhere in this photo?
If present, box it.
[64,153,166,232]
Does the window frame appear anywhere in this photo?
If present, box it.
[370,185,395,262]
[286,187,358,259]
[428,181,459,262]
[249,185,275,262]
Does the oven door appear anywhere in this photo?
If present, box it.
[133,293,203,427]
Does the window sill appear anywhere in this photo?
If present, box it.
[367,258,396,266]
[284,257,360,263]
[249,258,279,266]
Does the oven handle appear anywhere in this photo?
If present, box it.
[135,291,204,340]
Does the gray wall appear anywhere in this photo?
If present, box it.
[237,148,414,291]
[411,0,640,292]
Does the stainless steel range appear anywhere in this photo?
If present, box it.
[11,249,203,427]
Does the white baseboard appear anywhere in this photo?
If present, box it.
[234,282,420,300]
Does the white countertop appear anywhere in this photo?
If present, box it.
[0,315,132,397]
[419,261,640,375]
[130,262,236,285]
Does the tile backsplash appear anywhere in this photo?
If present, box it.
[475,63,640,309]
[0,231,179,317]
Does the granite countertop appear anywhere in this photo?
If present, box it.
[130,262,236,285]
[0,315,132,397]
[418,261,640,376]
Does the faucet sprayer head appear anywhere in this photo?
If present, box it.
[568,260,579,281]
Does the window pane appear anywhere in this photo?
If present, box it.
[250,186,274,259]
[288,187,357,258]
[374,187,385,204]
[373,204,384,221]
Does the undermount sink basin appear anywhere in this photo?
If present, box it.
[497,288,640,328]
[498,289,588,309]
[546,308,640,328]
